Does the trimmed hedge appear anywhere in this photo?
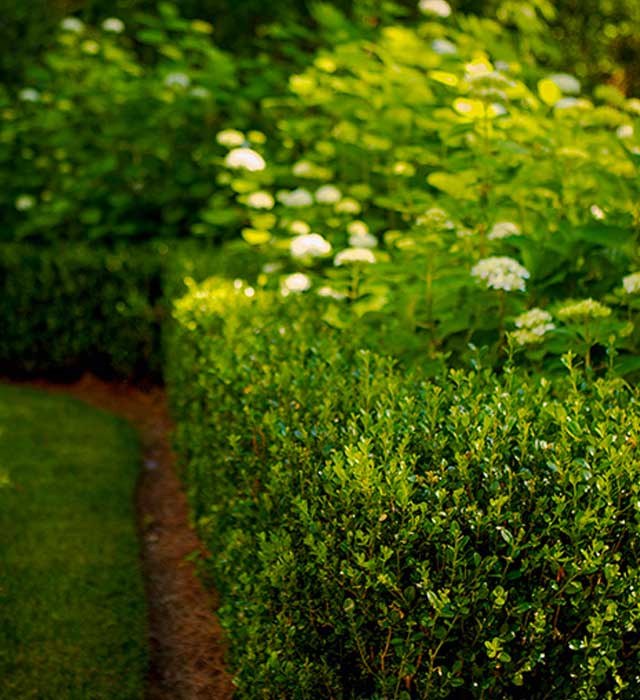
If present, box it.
[168,277,640,699]
[0,240,258,380]
[0,243,167,379]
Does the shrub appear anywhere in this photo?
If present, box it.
[0,243,166,379]
[1,4,239,244]
[206,3,640,374]
[168,277,640,699]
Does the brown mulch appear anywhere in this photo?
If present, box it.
[13,373,234,700]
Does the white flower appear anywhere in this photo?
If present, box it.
[419,0,451,17]
[164,72,190,88]
[617,124,634,139]
[335,198,361,214]
[224,148,266,172]
[247,191,274,209]
[512,308,555,344]
[15,194,35,211]
[334,247,376,266]
[315,185,342,204]
[347,220,369,236]
[623,272,640,294]
[548,73,581,95]
[262,262,283,274]
[590,204,605,220]
[19,88,40,102]
[102,17,125,33]
[488,221,520,240]
[349,232,378,248]
[554,97,588,110]
[278,188,313,207]
[515,308,553,329]
[283,272,312,292]
[60,17,84,33]
[190,86,211,99]
[289,220,310,235]
[557,298,612,320]
[317,286,346,300]
[292,160,314,177]
[216,129,245,147]
[431,38,457,55]
[471,256,530,292]
[290,233,332,258]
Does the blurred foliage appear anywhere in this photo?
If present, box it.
[0,5,240,242]
[0,243,166,379]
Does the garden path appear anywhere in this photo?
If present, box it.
[19,374,233,700]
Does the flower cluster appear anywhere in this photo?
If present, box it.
[557,298,612,321]
[488,221,520,240]
[471,257,530,292]
[623,272,640,295]
[511,308,555,345]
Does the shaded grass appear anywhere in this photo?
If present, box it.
[0,384,147,699]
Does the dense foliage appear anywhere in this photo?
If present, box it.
[0,244,165,378]
[168,277,640,699]
[1,5,238,243]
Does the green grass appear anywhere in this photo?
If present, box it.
[0,384,147,700]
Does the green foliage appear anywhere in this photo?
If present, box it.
[0,243,166,378]
[0,384,147,699]
[1,5,238,243]
[212,5,640,374]
[168,277,640,699]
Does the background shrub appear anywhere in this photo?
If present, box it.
[0,243,166,379]
[167,277,640,699]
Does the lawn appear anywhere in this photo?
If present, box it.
[0,384,147,700]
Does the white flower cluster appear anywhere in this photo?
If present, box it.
[216,129,245,147]
[289,220,310,235]
[15,194,35,211]
[471,256,530,292]
[548,73,581,95]
[315,185,342,204]
[431,38,457,55]
[282,273,311,293]
[164,72,190,88]
[419,0,451,17]
[488,221,520,240]
[246,191,274,209]
[623,272,640,294]
[102,18,125,33]
[224,148,266,172]
[290,233,332,259]
[292,160,314,177]
[557,298,612,321]
[61,17,84,33]
[335,198,361,214]
[334,248,376,266]
[511,308,555,345]
[317,286,346,300]
[19,88,40,102]
[347,221,377,248]
[278,188,313,207]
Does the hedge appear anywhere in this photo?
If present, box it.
[167,276,640,700]
[0,240,259,380]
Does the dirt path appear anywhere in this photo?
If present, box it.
[17,374,234,700]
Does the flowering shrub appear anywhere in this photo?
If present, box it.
[199,2,640,374]
[168,276,640,699]
[0,4,238,242]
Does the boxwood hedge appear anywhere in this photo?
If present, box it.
[0,240,257,380]
[168,277,640,700]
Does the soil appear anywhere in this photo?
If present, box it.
[14,374,234,700]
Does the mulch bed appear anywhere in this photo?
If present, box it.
[12,374,234,700]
